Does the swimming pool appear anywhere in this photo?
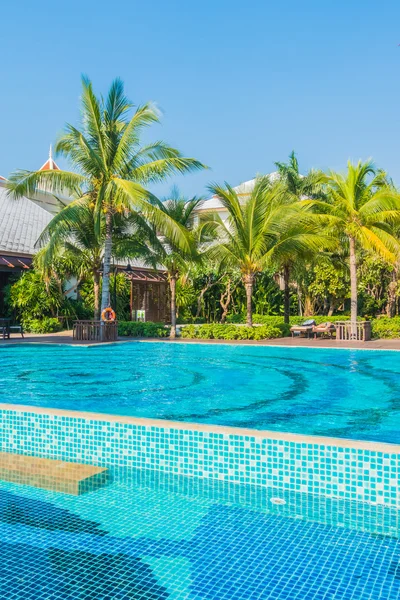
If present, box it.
[1,467,399,599]
[1,342,400,444]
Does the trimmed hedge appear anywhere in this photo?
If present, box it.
[371,317,400,339]
[118,321,170,338]
[227,314,351,326]
[180,323,283,341]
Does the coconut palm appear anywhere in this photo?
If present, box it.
[324,160,400,331]
[115,189,212,338]
[207,178,335,326]
[7,76,205,336]
[275,151,326,322]
[34,199,152,320]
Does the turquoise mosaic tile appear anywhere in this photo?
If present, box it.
[0,408,399,507]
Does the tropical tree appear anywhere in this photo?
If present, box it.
[34,199,152,320]
[207,178,335,326]
[116,189,211,338]
[325,160,400,331]
[274,151,326,322]
[7,76,204,336]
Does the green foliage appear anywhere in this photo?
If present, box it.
[5,271,64,321]
[118,321,170,338]
[308,262,349,313]
[180,323,283,340]
[23,317,63,334]
[370,317,400,339]
[357,255,393,317]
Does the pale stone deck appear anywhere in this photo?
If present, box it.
[2,330,400,349]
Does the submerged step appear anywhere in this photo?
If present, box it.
[0,452,108,495]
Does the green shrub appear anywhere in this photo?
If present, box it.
[23,317,63,334]
[180,323,283,341]
[227,314,352,327]
[371,317,400,339]
[118,321,170,338]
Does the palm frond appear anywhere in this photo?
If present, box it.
[7,169,85,199]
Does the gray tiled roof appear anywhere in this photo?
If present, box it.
[0,184,51,255]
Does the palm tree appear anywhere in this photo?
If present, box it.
[275,151,326,322]
[7,77,205,336]
[207,178,334,327]
[115,189,211,338]
[34,199,152,320]
[325,160,400,331]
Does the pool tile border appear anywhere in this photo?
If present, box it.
[0,403,399,507]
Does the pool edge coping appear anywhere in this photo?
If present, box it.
[1,402,399,455]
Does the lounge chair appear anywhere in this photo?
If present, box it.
[0,319,24,339]
[312,322,335,339]
[290,319,316,338]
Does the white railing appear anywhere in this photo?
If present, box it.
[335,321,371,342]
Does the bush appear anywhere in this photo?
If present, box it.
[226,314,351,327]
[23,317,63,334]
[371,317,400,339]
[180,323,283,341]
[118,321,170,338]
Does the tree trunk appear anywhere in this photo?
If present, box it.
[349,236,357,337]
[328,301,335,317]
[100,212,113,340]
[169,274,177,339]
[283,264,290,324]
[196,278,211,318]
[386,272,397,318]
[243,273,254,327]
[220,279,232,323]
[93,270,100,320]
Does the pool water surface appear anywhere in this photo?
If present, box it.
[1,342,400,444]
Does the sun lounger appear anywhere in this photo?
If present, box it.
[290,319,316,338]
[0,319,24,339]
[312,322,336,339]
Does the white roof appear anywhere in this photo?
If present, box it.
[0,181,52,255]
[197,172,280,212]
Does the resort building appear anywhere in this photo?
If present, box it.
[0,150,169,321]
[193,173,280,222]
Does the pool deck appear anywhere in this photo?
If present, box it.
[2,330,400,349]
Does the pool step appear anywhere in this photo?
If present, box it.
[0,452,108,495]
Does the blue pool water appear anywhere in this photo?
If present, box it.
[0,468,399,599]
[1,342,400,444]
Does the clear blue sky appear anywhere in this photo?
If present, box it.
[1,0,400,197]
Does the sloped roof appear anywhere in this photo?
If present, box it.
[39,145,60,171]
[0,182,52,255]
[196,172,280,212]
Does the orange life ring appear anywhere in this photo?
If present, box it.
[101,307,116,322]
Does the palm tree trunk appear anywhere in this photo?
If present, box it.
[349,236,357,336]
[169,274,177,339]
[283,264,290,324]
[93,270,100,320]
[243,273,254,327]
[100,212,113,340]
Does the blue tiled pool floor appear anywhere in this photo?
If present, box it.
[0,469,399,599]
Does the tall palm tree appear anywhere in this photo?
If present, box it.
[116,189,209,338]
[207,178,334,326]
[325,160,400,331]
[7,77,205,336]
[275,151,326,322]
